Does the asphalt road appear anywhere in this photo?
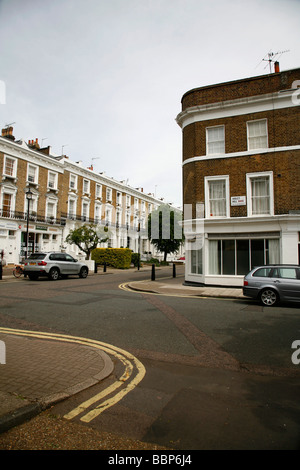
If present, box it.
[1,267,300,450]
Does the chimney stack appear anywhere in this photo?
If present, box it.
[1,126,15,141]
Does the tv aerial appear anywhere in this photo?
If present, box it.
[257,49,290,73]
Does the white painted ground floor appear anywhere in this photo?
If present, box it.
[0,217,177,265]
[184,215,300,287]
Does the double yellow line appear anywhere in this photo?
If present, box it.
[0,327,145,423]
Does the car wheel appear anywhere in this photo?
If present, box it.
[48,267,60,281]
[79,267,88,278]
[28,273,39,280]
[260,288,278,306]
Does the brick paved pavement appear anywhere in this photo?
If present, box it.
[0,331,113,433]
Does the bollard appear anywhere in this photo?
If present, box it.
[0,263,2,280]
[94,262,98,274]
[173,263,176,278]
[103,262,107,273]
[151,263,155,281]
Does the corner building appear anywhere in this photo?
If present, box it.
[176,66,300,286]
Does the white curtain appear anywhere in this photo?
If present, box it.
[207,126,225,154]
[209,180,226,216]
[248,120,267,149]
[251,177,270,215]
[209,240,220,274]
[268,239,280,264]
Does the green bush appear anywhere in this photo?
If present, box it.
[149,257,160,266]
[91,248,132,269]
[131,252,140,267]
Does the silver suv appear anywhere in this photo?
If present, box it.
[243,265,300,306]
[24,252,89,281]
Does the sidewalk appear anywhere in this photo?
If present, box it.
[127,274,245,300]
[0,330,113,434]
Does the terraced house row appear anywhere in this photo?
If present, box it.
[0,126,175,265]
[177,65,300,286]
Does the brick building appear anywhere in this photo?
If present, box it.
[0,126,179,265]
[176,65,300,286]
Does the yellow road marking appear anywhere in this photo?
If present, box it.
[0,328,146,423]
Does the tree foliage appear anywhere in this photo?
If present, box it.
[147,205,184,261]
[65,224,108,259]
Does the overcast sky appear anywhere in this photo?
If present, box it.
[1,0,299,208]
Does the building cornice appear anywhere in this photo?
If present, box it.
[0,137,64,172]
[176,89,297,129]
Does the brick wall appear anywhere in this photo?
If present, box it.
[182,107,300,161]
[184,150,300,216]
[181,68,300,110]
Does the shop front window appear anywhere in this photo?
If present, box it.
[208,238,280,276]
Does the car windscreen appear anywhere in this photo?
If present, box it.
[28,254,46,260]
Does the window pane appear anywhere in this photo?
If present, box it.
[251,239,264,268]
[209,240,221,274]
[237,240,250,275]
[2,193,11,216]
[207,126,225,154]
[248,120,268,149]
[253,267,272,277]
[251,177,270,215]
[190,248,203,274]
[223,240,235,275]
[266,239,280,264]
[5,158,14,176]
[209,180,226,216]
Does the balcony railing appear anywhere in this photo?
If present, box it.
[0,209,147,232]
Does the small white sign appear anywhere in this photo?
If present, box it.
[231,196,246,206]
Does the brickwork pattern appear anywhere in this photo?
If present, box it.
[181,68,300,110]
[0,333,104,400]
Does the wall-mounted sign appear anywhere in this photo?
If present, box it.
[36,225,48,231]
[231,196,246,206]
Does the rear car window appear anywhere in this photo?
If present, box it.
[253,267,272,277]
[28,254,46,260]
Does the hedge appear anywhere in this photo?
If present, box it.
[91,248,132,269]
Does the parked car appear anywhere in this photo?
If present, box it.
[24,252,89,281]
[243,264,300,306]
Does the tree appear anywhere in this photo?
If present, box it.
[65,224,108,260]
[147,204,184,262]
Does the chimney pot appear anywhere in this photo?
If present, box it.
[274,61,280,73]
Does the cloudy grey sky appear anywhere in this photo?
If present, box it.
[1,0,299,208]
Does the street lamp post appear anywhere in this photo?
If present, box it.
[26,188,33,259]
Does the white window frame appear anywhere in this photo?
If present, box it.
[69,173,77,190]
[82,199,90,221]
[246,171,274,217]
[205,175,230,218]
[47,171,58,190]
[68,197,77,220]
[95,183,102,199]
[206,125,225,155]
[247,119,268,150]
[106,188,112,203]
[94,203,102,223]
[27,164,39,184]
[46,198,57,221]
[3,155,17,179]
[83,179,90,195]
